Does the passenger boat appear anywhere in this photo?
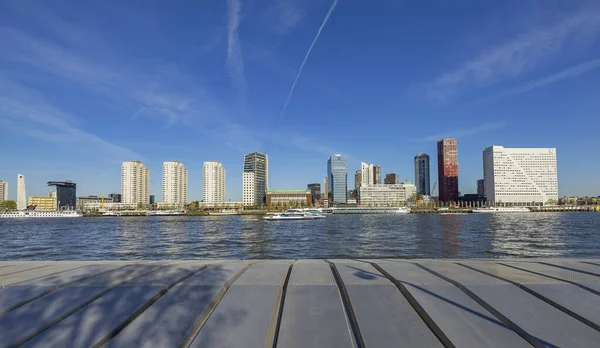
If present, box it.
[0,210,83,218]
[209,209,239,216]
[264,209,326,220]
[472,207,531,213]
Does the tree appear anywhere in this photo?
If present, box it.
[1,200,17,210]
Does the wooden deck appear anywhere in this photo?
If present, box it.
[1,258,600,347]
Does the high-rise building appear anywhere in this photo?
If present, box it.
[360,162,373,186]
[373,165,382,184]
[17,174,26,210]
[483,146,558,206]
[414,153,431,196]
[354,170,362,190]
[0,180,7,204]
[323,176,329,206]
[203,161,226,204]
[149,195,155,204]
[242,152,268,206]
[437,139,458,202]
[162,160,188,205]
[327,154,348,204]
[307,183,321,204]
[121,161,150,205]
[47,181,77,210]
[477,179,486,199]
[384,173,398,185]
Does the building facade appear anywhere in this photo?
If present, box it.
[414,153,431,196]
[360,162,373,186]
[354,170,362,190]
[29,192,57,211]
[477,179,486,199]
[242,152,268,206]
[307,183,321,204]
[77,195,113,207]
[483,146,558,206]
[328,154,348,204]
[162,160,188,205]
[48,181,77,210]
[121,161,150,205]
[242,172,256,206]
[323,177,329,207]
[437,139,459,202]
[384,173,398,185]
[0,181,7,204]
[373,166,382,184]
[17,174,26,211]
[266,190,311,207]
[109,193,122,203]
[203,161,226,203]
[358,183,417,207]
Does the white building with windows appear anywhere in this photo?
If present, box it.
[360,162,374,186]
[203,161,226,203]
[121,161,150,205]
[242,172,256,206]
[359,182,416,206]
[162,160,188,205]
[483,146,558,206]
[0,180,7,205]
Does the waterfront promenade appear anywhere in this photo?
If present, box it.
[2,259,600,347]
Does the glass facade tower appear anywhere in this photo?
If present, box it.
[327,154,348,204]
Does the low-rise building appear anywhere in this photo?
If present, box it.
[266,190,311,207]
[29,192,57,211]
[77,195,113,207]
[358,182,416,207]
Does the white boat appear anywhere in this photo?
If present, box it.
[209,209,239,216]
[330,207,410,214]
[0,210,83,218]
[264,209,326,220]
[472,207,531,213]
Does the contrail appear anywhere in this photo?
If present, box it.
[278,0,338,121]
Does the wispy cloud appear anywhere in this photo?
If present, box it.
[268,0,309,35]
[279,0,338,121]
[0,76,143,161]
[421,11,600,103]
[464,58,600,108]
[511,58,600,95]
[419,122,506,142]
[226,0,247,106]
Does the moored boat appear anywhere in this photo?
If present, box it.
[0,210,82,218]
[472,207,531,213]
[264,209,326,220]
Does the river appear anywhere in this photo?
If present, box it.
[0,212,598,260]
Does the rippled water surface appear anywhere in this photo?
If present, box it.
[1,213,599,260]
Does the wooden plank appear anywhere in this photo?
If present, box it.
[463,262,600,329]
[420,261,600,348]
[375,261,530,348]
[105,262,247,348]
[0,264,164,347]
[276,260,356,348]
[21,265,203,347]
[189,261,291,348]
[333,261,443,347]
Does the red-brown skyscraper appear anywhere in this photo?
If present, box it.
[437,138,458,202]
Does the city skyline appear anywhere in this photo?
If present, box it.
[1,1,599,200]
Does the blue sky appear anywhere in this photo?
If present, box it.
[1,0,599,201]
